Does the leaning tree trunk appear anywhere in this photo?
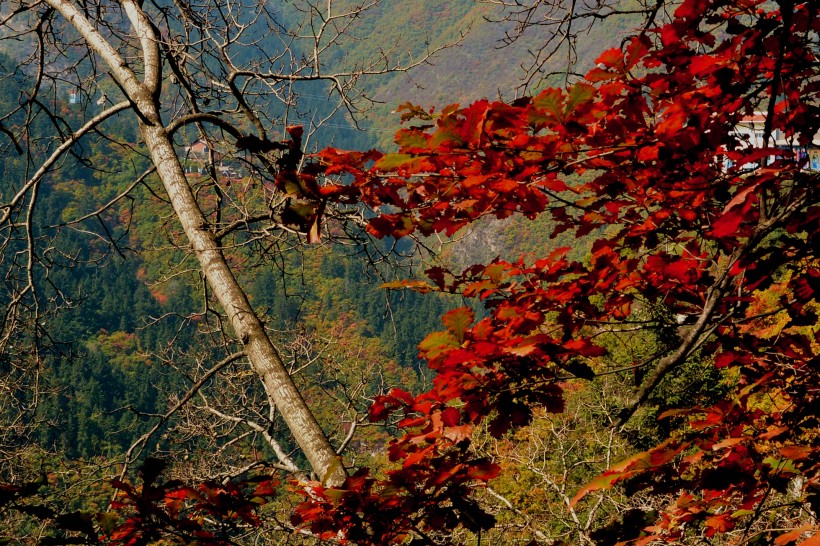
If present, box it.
[46,0,346,487]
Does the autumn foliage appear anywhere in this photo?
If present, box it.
[5,0,819,543]
[287,0,820,542]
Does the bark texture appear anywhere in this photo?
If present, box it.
[45,0,346,487]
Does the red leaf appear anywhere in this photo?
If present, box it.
[569,469,640,508]
[440,407,461,428]
[444,424,474,443]
[459,100,491,146]
[538,176,569,192]
[467,459,501,481]
[710,209,745,238]
[367,214,415,238]
[722,183,758,214]
[624,35,649,71]
[674,0,710,20]
[404,444,436,468]
[774,528,811,545]
[563,338,606,357]
[595,47,624,69]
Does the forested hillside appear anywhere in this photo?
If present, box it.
[333,0,636,149]
[0,1,467,461]
[0,0,632,464]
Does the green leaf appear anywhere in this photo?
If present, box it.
[763,456,799,475]
[380,280,435,293]
[533,88,564,120]
[395,129,429,150]
[565,82,596,115]
[442,307,474,343]
[374,153,416,171]
[282,177,304,197]
[419,331,461,360]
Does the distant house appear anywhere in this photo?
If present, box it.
[729,113,820,171]
[184,140,210,157]
[182,140,242,180]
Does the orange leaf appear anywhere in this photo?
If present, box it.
[775,527,813,545]
[570,439,687,508]
[780,445,813,461]
[705,513,735,536]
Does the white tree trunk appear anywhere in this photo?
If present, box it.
[45,0,346,487]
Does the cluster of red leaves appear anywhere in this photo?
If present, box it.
[0,458,280,545]
[103,458,278,545]
[290,0,820,543]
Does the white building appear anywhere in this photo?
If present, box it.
[731,113,820,171]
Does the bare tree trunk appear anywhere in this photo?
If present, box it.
[139,123,346,486]
[44,0,346,487]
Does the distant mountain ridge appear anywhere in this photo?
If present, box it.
[337,0,641,147]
